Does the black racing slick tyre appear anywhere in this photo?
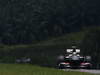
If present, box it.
[58,64,65,69]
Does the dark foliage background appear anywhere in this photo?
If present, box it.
[0,0,100,44]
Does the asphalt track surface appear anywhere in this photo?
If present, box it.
[63,69,100,74]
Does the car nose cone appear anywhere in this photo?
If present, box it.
[72,56,79,60]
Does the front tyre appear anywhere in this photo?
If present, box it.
[58,64,65,69]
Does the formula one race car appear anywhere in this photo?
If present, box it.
[57,46,92,69]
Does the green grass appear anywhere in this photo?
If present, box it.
[0,64,96,75]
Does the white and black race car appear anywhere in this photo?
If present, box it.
[57,46,92,69]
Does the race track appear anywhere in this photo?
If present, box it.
[63,69,100,74]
